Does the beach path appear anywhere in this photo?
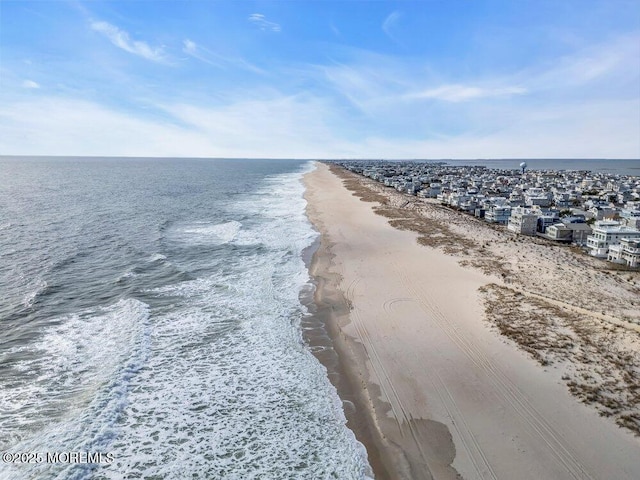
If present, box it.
[305,162,640,480]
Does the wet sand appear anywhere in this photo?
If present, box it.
[303,162,640,480]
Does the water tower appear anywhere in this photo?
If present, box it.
[519,161,527,174]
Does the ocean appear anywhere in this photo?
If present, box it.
[0,157,371,480]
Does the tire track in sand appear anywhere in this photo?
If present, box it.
[395,266,593,480]
[343,269,436,478]
[382,266,495,480]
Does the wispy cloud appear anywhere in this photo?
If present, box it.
[525,33,640,90]
[248,13,281,33]
[329,22,341,38]
[22,79,40,89]
[2,6,637,159]
[409,84,528,102]
[0,94,353,157]
[353,98,640,158]
[90,20,168,63]
[318,50,414,112]
[182,39,222,68]
[1,92,638,158]
[382,11,402,43]
[182,39,265,74]
[182,39,198,56]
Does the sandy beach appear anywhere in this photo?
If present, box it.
[304,162,640,480]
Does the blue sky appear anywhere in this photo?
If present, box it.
[1,0,639,158]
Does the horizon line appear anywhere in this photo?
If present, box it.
[1,155,639,161]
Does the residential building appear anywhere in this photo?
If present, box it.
[507,207,538,235]
[586,221,640,258]
[608,238,640,268]
[620,209,640,229]
[485,205,512,224]
[541,223,573,243]
[564,222,592,246]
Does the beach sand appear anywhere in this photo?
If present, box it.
[304,162,640,480]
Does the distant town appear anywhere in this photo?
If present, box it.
[332,160,640,268]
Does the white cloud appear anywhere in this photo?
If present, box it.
[417,99,640,158]
[183,39,197,56]
[1,93,637,159]
[409,84,528,102]
[182,39,222,67]
[345,99,640,159]
[319,52,413,112]
[0,95,353,158]
[22,80,40,89]
[182,39,265,74]
[526,33,640,90]
[90,20,168,63]
[382,11,402,42]
[1,34,637,159]
[248,14,281,33]
[329,22,341,38]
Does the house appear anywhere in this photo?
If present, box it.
[536,211,561,233]
[418,182,442,198]
[541,223,573,243]
[586,221,640,258]
[485,204,512,224]
[507,207,538,235]
[589,206,619,220]
[608,238,640,268]
[564,222,592,246]
[553,192,571,208]
[620,209,640,229]
[525,188,551,207]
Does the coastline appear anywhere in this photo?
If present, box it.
[303,163,466,479]
[301,231,392,480]
[303,161,640,480]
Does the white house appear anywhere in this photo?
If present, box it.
[507,207,538,235]
[620,209,640,229]
[586,220,640,258]
[608,238,640,268]
[485,204,512,224]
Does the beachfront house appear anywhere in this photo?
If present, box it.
[540,219,592,245]
[586,220,640,258]
[607,238,640,268]
[507,207,538,235]
[418,182,442,198]
[565,221,593,246]
[535,210,561,233]
[485,204,512,224]
[541,223,573,243]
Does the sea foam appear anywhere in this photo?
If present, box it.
[173,220,242,245]
[105,163,371,479]
[0,162,371,480]
[0,298,150,480]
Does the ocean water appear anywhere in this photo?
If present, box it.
[0,158,371,479]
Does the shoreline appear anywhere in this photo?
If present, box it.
[303,164,464,479]
[302,182,393,479]
[303,161,640,479]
